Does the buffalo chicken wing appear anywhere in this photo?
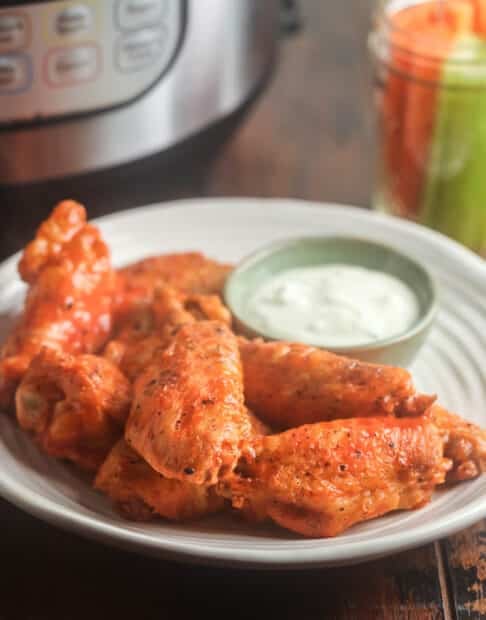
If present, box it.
[95,440,224,521]
[427,405,486,482]
[105,286,231,381]
[125,321,256,486]
[220,416,451,537]
[16,349,131,471]
[240,339,435,429]
[0,201,116,408]
[116,252,232,323]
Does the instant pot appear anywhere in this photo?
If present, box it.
[0,0,297,185]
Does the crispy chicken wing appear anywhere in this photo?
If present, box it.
[220,416,451,537]
[240,339,435,429]
[0,202,116,408]
[95,440,224,521]
[125,321,256,486]
[16,349,131,471]
[116,252,232,321]
[105,286,231,381]
[427,405,486,482]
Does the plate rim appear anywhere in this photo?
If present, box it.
[1,197,486,568]
[0,462,485,568]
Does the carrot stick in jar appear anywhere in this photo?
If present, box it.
[380,1,474,218]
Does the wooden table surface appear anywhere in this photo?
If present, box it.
[0,2,485,619]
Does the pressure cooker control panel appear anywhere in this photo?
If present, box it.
[0,0,184,125]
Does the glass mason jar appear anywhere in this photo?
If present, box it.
[369,0,486,257]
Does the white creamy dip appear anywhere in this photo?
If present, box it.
[245,264,420,347]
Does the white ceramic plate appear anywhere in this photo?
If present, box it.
[1,198,485,570]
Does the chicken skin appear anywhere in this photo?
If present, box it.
[18,200,87,284]
[220,416,451,538]
[95,440,224,522]
[0,201,116,408]
[16,349,131,471]
[105,286,231,381]
[125,321,255,486]
[240,339,435,429]
[115,252,232,322]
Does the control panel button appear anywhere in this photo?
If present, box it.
[116,27,166,72]
[0,14,29,52]
[45,45,99,87]
[56,5,93,36]
[116,0,167,30]
[0,54,31,93]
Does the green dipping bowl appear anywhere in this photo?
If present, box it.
[224,237,439,367]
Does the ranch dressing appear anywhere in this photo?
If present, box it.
[246,264,420,347]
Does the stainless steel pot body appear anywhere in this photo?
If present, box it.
[0,0,279,184]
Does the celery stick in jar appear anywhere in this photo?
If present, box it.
[421,35,486,255]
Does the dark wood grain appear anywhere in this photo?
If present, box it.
[441,522,486,619]
[0,1,482,618]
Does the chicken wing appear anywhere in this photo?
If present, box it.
[16,349,131,471]
[95,440,225,522]
[125,321,255,486]
[105,286,231,381]
[0,201,116,408]
[240,339,434,429]
[427,405,486,482]
[219,416,451,537]
[116,252,232,322]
